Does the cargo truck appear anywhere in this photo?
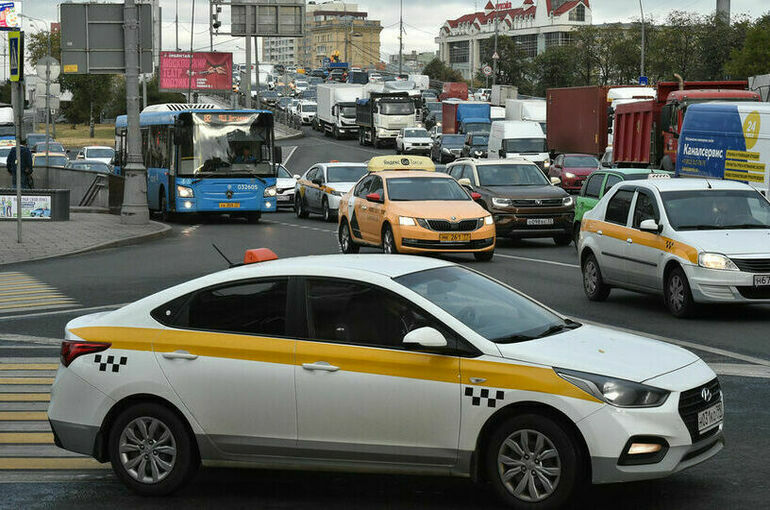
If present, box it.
[439,82,468,101]
[317,83,364,139]
[356,92,416,148]
[505,99,547,134]
[441,101,491,135]
[614,81,759,169]
[491,85,517,106]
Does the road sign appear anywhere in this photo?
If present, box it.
[35,95,60,110]
[639,75,649,86]
[231,0,305,37]
[8,30,22,81]
[36,57,60,81]
[492,52,500,60]
[482,65,492,77]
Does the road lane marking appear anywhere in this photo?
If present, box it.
[0,458,107,470]
[0,303,127,322]
[495,253,579,268]
[0,394,49,402]
[0,273,78,316]
[0,412,47,421]
[0,378,54,385]
[0,365,58,371]
[0,433,53,444]
[708,363,770,378]
[282,145,298,165]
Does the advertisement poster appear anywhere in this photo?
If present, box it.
[159,51,232,92]
[0,2,20,29]
[0,195,51,219]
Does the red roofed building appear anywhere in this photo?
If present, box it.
[436,0,591,80]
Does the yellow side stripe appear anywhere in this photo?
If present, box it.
[0,394,50,402]
[0,458,108,470]
[0,433,54,444]
[582,219,698,264]
[0,411,48,421]
[0,364,59,371]
[0,378,55,385]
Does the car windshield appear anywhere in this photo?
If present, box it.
[503,138,547,154]
[277,166,291,179]
[477,164,549,186]
[442,135,465,147]
[27,135,50,145]
[380,102,415,115]
[396,266,575,342]
[35,143,64,152]
[340,105,357,117]
[70,162,110,172]
[387,177,470,201]
[564,155,599,167]
[85,148,114,158]
[469,135,489,147]
[34,156,68,167]
[0,126,14,137]
[662,189,770,230]
[327,165,367,183]
[426,102,442,113]
[405,129,429,138]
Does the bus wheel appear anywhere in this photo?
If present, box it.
[159,191,172,223]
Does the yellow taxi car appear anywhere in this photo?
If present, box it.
[337,156,496,261]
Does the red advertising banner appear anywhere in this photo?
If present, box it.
[159,51,232,92]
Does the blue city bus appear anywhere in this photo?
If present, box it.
[114,105,281,222]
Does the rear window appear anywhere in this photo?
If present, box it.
[387,177,470,201]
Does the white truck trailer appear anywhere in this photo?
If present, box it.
[317,83,365,139]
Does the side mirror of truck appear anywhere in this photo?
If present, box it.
[273,146,283,164]
[498,149,505,158]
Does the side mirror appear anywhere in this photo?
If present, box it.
[550,177,561,185]
[366,192,382,203]
[273,146,283,164]
[403,326,447,348]
[457,177,472,187]
[312,178,323,186]
[639,219,662,233]
[292,174,301,180]
[498,149,505,158]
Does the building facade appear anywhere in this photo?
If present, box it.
[262,38,299,67]
[436,0,592,80]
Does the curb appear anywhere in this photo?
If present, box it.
[277,131,305,141]
[0,220,172,268]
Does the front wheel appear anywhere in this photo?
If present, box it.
[382,225,398,254]
[246,212,261,224]
[108,402,199,496]
[485,413,583,510]
[338,220,359,254]
[322,198,334,223]
[295,194,309,219]
[665,266,696,318]
[582,253,611,301]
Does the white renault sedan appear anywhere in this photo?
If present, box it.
[578,178,770,317]
[295,162,368,221]
[49,252,723,507]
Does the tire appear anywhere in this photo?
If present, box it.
[295,194,309,219]
[246,212,261,224]
[665,266,697,318]
[358,130,364,146]
[108,402,199,496]
[474,250,494,262]
[333,126,339,139]
[322,198,334,222]
[582,253,611,301]
[373,134,379,149]
[338,220,359,254]
[553,234,572,247]
[382,225,398,254]
[158,190,172,223]
[485,413,583,510]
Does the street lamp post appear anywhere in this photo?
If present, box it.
[492,7,499,86]
[640,0,645,79]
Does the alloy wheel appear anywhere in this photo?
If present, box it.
[339,223,351,252]
[497,429,561,503]
[584,260,598,294]
[383,230,395,254]
[669,274,685,311]
[119,416,177,484]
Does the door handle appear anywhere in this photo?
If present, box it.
[302,361,339,372]
[596,230,603,236]
[626,238,633,244]
[162,350,198,360]
[469,377,486,384]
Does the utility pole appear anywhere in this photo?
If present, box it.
[175,0,179,51]
[186,0,196,102]
[639,0,645,79]
[244,34,252,108]
[44,29,51,161]
[120,0,150,225]
[492,6,499,87]
[253,35,260,109]
[398,0,403,74]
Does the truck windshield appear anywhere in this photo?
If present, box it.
[503,138,547,154]
[340,106,357,117]
[387,177,469,201]
[662,189,770,230]
[380,102,415,115]
[477,164,549,186]
[465,123,491,135]
[327,166,367,183]
[469,135,489,147]
[182,112,275,177]
[425,102,441,113]
[0,125,14,137]
[302,104,317,113]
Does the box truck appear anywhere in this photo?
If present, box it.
[505,99,547,134]
[441,101,491,135]
[317,83,364,139]
[488,120,550,171]
[356,92,416,148]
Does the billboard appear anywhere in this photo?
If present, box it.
[0,2,20,29]
[159,51,232,92]
[0,195,51,219]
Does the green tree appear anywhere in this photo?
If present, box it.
[106,76,186,118]
[530,46,578,96]
[726,14,770,78]
[422,58,465,82]
[478,36,531,91]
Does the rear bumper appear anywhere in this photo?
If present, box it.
[50,419,101,457]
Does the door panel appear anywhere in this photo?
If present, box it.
[624,191,663,290]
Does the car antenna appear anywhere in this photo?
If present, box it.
[212,243,237,268]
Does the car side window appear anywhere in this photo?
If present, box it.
[354,176,373,198]
[153,279,289,337]
[602,174,622,195]
[448,165,461,179]
[304,278,456,352]
[305,167,317,182]
[605,189,635,225]
[584,174,603,198]
[632,191,658,228]
[554,155,563,166]
[461,166,473,181]
[369,176,384,197]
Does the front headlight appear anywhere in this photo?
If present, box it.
[543,160,551,168]
[492,197,512,208]
[556,368,669,408]
[563,196,574,207]
[474,150,483,156]
[564,172,576,179]
[264,186,277,197]
[399,216,416,226]
[484,215,494,225]
[698,252,739,271]
[176,185,194,198]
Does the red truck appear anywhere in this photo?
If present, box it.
[439,82,468,101]
[546,86,621,157]
[613,81,760,169]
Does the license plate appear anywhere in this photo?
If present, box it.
[277,195,291,202]
[697,401,723,433]
[754,275,770,287]
[218,202,241,208]
[439,233,471,242]
[527,218,554,225]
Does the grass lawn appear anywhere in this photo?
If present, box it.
[35,123,115,149]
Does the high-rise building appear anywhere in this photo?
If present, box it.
[262,38,299,67]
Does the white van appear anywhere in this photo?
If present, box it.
[487,120,550,170]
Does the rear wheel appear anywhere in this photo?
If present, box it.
[338,220,359,254]
[665,266,696,318]
[382,225,398,254]
[158,190,172,223]
[582,253,611,301]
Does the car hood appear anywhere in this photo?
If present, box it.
[276,178,296,188]
[392,200,487,219]
[326,182,356,194]
[563,167,598,176]
[480,185,567,199]
[495,324,699,385]
[677,229,770,256]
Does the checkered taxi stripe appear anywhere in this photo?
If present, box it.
[0,357,106,471]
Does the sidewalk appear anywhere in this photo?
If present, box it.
[276,122,303,141]
[0,213,170,266]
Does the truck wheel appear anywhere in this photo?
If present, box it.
[333,126,340,139]
[373,134,379,149]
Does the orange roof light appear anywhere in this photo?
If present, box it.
[243,248,278,264]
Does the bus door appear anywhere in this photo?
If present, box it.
[167,127,176,211]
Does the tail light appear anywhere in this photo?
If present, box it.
[60,340,111,367]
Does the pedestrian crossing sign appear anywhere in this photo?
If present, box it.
[8,30,22,82]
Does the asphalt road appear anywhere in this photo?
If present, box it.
[0,126,768,509]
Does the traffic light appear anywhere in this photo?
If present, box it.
[212,5,222,29]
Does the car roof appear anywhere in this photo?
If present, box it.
[622,178,756,192]
[378,170,450,179]
[600,168,658,175]
[452,157,537,166]
[318,162,367,168]
[83,146,112,150]
[70,159,109,165]
[33,152,67,157]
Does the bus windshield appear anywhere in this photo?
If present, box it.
[182,112,274,177]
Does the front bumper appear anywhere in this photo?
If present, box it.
[395,223,496,254]
[492,210,573,238]
[560,175,588,192]
[173,196,277,213]
[276,189,295,206]
[685,264,770,303]
[403,145,431,154]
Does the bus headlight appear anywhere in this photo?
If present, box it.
[176,185,194,198]
[264,186,277,197]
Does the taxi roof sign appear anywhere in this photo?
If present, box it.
[367,155,435,173]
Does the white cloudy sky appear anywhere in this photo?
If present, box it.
[22,0,770,63]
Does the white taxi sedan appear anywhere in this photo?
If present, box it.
[578,178,770,317]
[49,252,723,507]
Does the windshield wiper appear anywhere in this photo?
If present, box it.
[492,321,580,344]
[721,223,769,229]
[676,224,720,230]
